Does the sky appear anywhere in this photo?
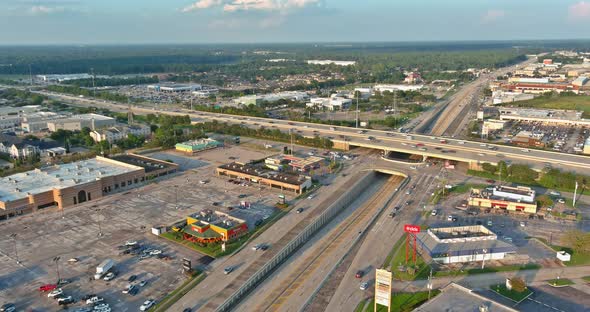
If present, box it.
[1,0,590,45]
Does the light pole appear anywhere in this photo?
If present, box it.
[9,233,20,264]
[94,208,103,237]
[53,256,61,283]
[481,249,488,270]
[175,185,179,209]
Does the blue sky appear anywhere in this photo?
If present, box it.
[1,0,590,44]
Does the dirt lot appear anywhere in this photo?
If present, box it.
[0,142,295,312]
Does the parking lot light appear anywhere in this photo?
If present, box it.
[9,233,20,264]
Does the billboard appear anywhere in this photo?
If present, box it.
[374,269,392,311]
[404,224,420,233]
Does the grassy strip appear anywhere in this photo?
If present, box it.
[490,284,533,302]
[152,272,206,312]
[363,291,441,312]
[533,237,590,266]
[354,299,368,312]
[547,278,574,287]
[582,276,590,282]
[434,263,541,278]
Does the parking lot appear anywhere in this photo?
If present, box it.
[0,143,292,311]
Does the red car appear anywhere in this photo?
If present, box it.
[486,179,495,184]
[39,284,57,292]
[355,270,364,278]
[416,143,425,147]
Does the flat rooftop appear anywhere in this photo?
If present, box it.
[110,154,176,173]
[0,158,142,202]
[218,162,309,186]
[500,107,585,121]
[415,283,517,312]
[418,227,516,257]
[429,225,495,240]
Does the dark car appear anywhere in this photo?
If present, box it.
[296,208,304,214]
[183,309,192,312]
[260,244,269,251]
[355,270,364,278]
[128,275,137,282]
[0,303,15,312]
[128,287,139,296]
[82,294,98,301]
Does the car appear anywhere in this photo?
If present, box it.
[150,250,162,256]
[405,200,412,206]
[138,280,147,287]
[103,272,116,281]
[520,221,526,227]
[388,211,396,218]
[125,240,138,246]
[405,190,412,195]
[68,257,79,263]
[503,236,513,242]
[260,244,269,251]
[355,270,364,278]
[82,294,98,301]
[58,296,74,305]
[122,284,136,294]
[94,303,109,310]
[182,309,192,312]
[487,220,493,226]
[549,191,561,196]
[48,288,63,298]
[360,282,369,290]
[0,304,15,312]
[452,217,458,222]
[39,284,58,292]
[486,179,495,184]
[140,300,156,311]
[409,166,417,170]
[447,215,454,221]
[431,209,437,216]
[252,244,262,251]
[86,296,104,305]
[128,275,137,282]
[476,220,482,225]
[128,286,139,296]
[224,267,233,274]
[307,194,315,200]
[296,208,304,214]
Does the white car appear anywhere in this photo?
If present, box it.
[307,194,315,200]
[57,296,73,303]
[125,240,138,246]
[67,257,79,263]
[252,244,262,251]
[447,215,454,221]
[149,250,162,256]
[549,191,561,196]
[520,221,526,227]
[48,288,63,298]
[103,272,116,281]
[86,296,104,305]
[360,282,368,290]
[139,300,155,311]
[431,209,438,216]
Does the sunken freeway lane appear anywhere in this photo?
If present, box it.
[37,90,590,175]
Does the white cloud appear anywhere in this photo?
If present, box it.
[481,9,505,23]
[569,1,590,20]
[182,0,223,12]
[30,5,66,15]
[183,0,320,13]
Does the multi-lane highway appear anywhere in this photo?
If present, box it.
[36,90,590,176]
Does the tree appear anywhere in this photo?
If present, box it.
[561,229,590,254]
[510,277,527,292]
[481,163,497,175]
[536,195,554,208]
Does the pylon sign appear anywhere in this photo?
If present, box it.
[404,224,420,264]
[374,269,392,312]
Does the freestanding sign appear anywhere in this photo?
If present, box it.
[374,269,392,312]
[404,224,420,264]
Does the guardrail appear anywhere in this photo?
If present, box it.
[214,171,380,312]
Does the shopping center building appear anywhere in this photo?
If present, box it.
[0,154,177,220]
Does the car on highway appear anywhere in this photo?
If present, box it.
[355,270,364,278]
[486,179,495,184]
[549,191,561,196]
[307,194,315,200]
[431,209,438,216]
[360,282,369,290]
[388,211,396,218]
[296,208,304,214]
[0,304,15,312]
[224,267,233,274]
[252,244,262,251]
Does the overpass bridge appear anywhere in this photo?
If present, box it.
[35,90,590,175]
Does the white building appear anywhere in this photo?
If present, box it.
[147,84,201,93]
[307,60,356,66]
[306,97,352,111]
[417,225,516,264]
[36,73,94,82]
[47,114,116,132]
[90,124,151,144]
[192,89,219,98]
[491,185,536,203]
[508,77,550,84]
[374,84,424,93]
[353,87,372,99]
[491,91,535,105]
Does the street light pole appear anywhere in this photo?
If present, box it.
[175,185,179,209]
[53,256,61,283]
[9,233,20,264]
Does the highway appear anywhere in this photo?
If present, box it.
[34,90,590,176]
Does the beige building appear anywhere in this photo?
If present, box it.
[0,155,177,220]
[47,113,115,132]
[90,125,151,143]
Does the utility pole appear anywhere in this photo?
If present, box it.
[573,181,578,207]
[427,269,433,299]
[290,129,294,155]
[28,64,33,88]
[91,68,96,98]
[355,92,359,128]
[481,249,487,270]
[393,90,398,129]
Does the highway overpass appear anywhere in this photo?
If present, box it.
[36,91,590,175]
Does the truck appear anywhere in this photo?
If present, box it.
[94,259,115,280]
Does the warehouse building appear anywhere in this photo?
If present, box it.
[499,107,590,127]
[216,162,312,194]
[175,138,223,154]
[47,114,116,132]
[180,210,248,243]
[468,185,538,214]
[417,225,516,264]
[0,154,177,220]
